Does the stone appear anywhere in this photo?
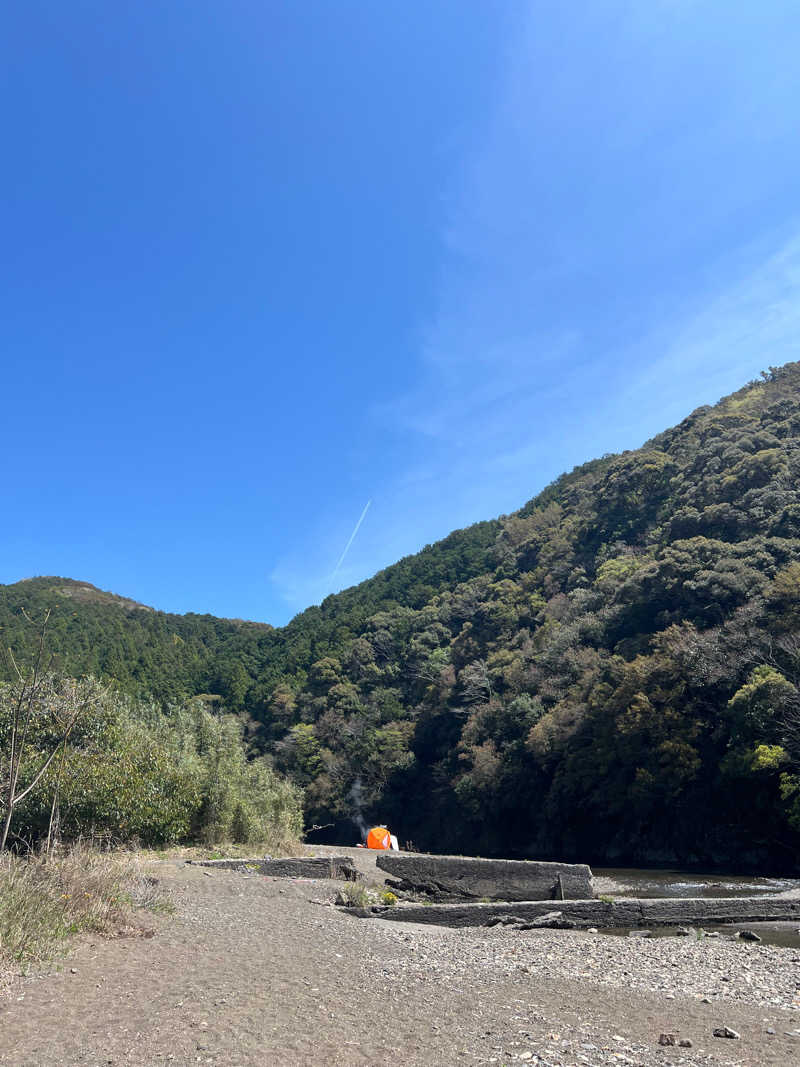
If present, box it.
[712,1027,740,1039]
[739,929,762,942]
[678,1039,692,1048]
[520,911,564,929]
[375,852,593,902]
[658,1034,676,1046]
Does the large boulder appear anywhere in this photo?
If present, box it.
[376,852,593,901]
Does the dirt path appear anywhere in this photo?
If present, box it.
[1,856,799,1066]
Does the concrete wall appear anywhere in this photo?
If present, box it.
[376,852,593,901]
[190,856,358,880]
[367,896,800,928]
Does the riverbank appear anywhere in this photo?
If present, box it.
[1,857,799,1065]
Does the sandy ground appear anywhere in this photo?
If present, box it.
[1,851,799,1067]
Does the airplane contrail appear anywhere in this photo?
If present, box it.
[332,499,372,578]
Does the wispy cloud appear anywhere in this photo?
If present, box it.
[627,232,800,407]
[270,3,800,618]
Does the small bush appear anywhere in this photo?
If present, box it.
[337,881,370,908]
[379,890,398,906]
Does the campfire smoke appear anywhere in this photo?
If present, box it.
[348,777,368,842]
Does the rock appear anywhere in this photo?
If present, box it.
[627,930,652,938]
[376,852,594,902]
[658,1033,676,1046]
[520,911,564,929]
[739,929,762,942]
[712,1027,740,1039]
[675,927,693,937]
[678,1039,692,1048]
[587,927,598,934]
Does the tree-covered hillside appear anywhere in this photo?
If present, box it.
[5,364,800,868]
[0,520,497,708]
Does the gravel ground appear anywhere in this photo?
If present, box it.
[373,923,800,1013]
[1,854,799,1066]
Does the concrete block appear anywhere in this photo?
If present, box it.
[375,852,593,901]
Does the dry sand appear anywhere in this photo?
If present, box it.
[1,849,799,1066]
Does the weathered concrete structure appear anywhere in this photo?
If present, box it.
[189,856,359,880]
[365,895,800,928]
[376,852,593,901]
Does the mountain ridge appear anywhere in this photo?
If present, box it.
[4,362,800,868]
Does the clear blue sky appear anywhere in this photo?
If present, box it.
[3,2,800,624]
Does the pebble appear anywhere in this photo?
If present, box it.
[712,1026,741,1039]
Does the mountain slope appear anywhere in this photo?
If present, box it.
[267,362,800,867]
[4,363,800,867]
[0,520,499,706]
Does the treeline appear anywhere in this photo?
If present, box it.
[0,673,303,850]
[4,364,800,867]
[0,520,498,708]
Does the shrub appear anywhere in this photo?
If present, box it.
[2,687,303,850]
[337,881,370,907]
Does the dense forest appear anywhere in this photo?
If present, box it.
[4,363,800,868]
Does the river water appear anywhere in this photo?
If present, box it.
[593,867,800,947]
[594,867,800,899]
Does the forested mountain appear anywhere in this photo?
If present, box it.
[5,363,800,868]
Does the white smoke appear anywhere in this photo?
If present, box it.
[348,777,368,841]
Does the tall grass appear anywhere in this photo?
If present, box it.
[0,845,167,990]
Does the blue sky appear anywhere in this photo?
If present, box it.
[3,2,800,624]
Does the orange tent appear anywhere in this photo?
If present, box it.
[365,826,391,850]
